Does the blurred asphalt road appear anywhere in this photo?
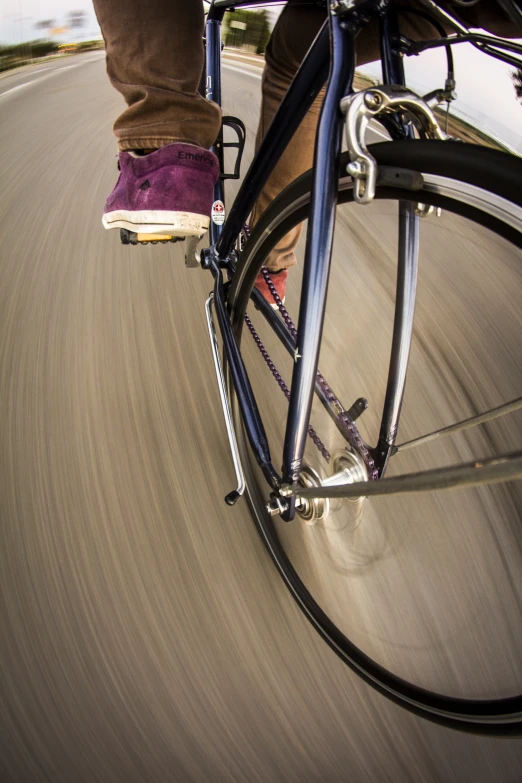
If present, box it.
[1,53,521,782]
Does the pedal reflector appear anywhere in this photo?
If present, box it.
[137,233,173,242]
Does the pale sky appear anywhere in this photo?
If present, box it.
[1,1,521,150]
[362,40,522,153]
[1,0,100,41]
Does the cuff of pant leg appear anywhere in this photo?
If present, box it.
[266,259,297,272]
[117,137,202,152]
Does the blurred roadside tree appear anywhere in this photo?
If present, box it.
[34,20,55,39]
[68,11,87,31]
[0,40,58,71]
[223,9,270,54]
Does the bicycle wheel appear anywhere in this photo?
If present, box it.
[227,140,522,734]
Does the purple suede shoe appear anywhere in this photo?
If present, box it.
[102,143,220,237]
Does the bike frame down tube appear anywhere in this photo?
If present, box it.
[205,1,378,510]
[200,2,331,494]
[206,4,330,261]
[205,8,225,247]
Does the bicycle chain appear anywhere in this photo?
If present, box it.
[244,314,331,463]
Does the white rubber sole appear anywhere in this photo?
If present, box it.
[102,209,210,237]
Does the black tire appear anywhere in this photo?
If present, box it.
[227,140,522,735]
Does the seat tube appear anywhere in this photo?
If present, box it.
[282,10,356,491]
[206,7,225,245]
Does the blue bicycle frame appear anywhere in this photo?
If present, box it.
[200,0,522,515]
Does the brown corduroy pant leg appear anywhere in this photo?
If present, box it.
[93,1,515,269]
[92,0,223,151]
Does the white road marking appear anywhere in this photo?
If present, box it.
[222,63,262,81]
[0,56,104,101]
[222,49,265,65]
[17,66,54,76]
[0,83,28,97]
[0,52,388,141]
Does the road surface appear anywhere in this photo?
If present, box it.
[1,53,521,782]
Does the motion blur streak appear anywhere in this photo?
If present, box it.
[0,53,521,782]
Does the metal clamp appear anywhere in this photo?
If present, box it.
[340,85,447,204]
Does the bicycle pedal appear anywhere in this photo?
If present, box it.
[120,228,184,246]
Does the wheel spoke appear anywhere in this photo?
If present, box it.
[293,451,522,500]
[395,397,522,453]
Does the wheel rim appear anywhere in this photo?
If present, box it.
[228,167,522,732]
